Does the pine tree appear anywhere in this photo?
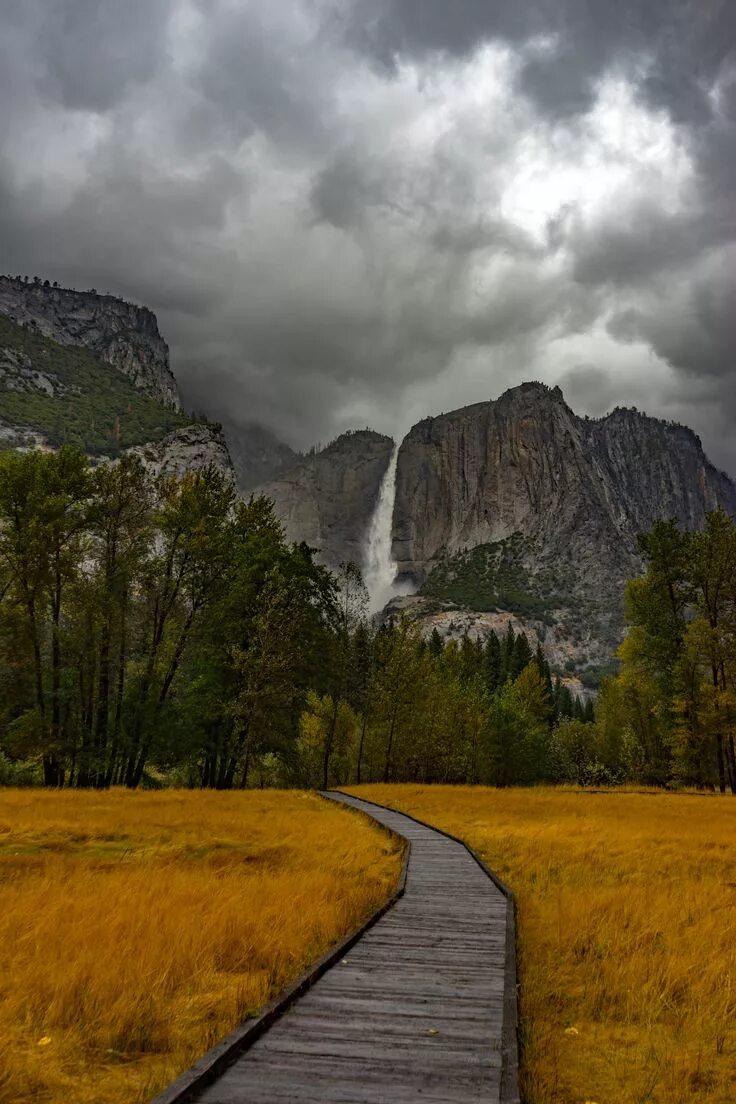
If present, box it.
[484,631,502,692]
[510,632,533,680]
[501,622,515,682]
[428,627,444,659]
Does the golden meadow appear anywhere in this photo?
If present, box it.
[0,790,401,1104]
[2,786,735,1104]
[350,785,736,1104]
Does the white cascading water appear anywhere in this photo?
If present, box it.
[364,444,401,613]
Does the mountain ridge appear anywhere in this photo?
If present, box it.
[393,381,736,583]
[248,381,736,670]
[2,275,733,674]
[0,275,180,409]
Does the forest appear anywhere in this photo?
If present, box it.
[0,445,734,793]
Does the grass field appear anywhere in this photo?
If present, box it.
[0,789,402,1104]
[348,785,736,1104]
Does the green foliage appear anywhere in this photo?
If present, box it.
[609,509,736,792]
[0,315,189,455]
[577,661,621,689]
[420,533,574,623]
[0,448,338,789]
[0,750,41,786]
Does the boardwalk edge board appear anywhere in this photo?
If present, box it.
[328,791,521,1104]
[148,813,410,1104]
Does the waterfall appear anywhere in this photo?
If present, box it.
[364,444,401,613]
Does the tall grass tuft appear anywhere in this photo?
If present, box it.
[351,784,736,1104]
[0,789,401,1104]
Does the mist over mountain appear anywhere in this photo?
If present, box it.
[2,275,735,680]
[222,422,299,493]
[3,2,736,474]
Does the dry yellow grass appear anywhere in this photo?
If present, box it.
[348,784,736,1104]
[0,789,401,1104]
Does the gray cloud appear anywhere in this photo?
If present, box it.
[343,1,735,122]
[1,0,736,473]
[1,0,177,112]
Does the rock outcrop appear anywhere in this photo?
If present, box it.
[126,423,235,482]
[0,276,180,409]
[0,417,49,452]
[257,430,394,567]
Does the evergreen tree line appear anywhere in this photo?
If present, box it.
[0,446,597,789]
[601,510,736,792]
[295,613,597,791]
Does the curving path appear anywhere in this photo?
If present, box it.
[155,791,519,1104]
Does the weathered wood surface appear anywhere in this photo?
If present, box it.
[189,791,519,1104]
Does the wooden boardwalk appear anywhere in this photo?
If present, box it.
[158,791,519,1104]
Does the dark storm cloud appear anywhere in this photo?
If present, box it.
[309,149,394,229]
[1,0,736,471]
[0,0,177,112]
[608,248,736,381]
[344,0,735,123]
[569,203,725,287]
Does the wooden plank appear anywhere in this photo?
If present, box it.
[152,790,520,1104]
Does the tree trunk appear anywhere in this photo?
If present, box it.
[726,732,736,795]
[24,595,46,723]
[356,711,368,784]
[42,754,63,787]
[322,697,340,790]
[50,550,63,759]
[383,706,398,783]
[716,732,727,794]
[712,665,726,793]
[240,742,251,789]
[94,620,111,780]
[106,592,128,787]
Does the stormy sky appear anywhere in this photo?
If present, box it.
[1,1,735,471]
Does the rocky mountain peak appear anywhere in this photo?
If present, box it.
[497,380,566,407]
[0,275,180,409]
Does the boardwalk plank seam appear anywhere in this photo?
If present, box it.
[327,792,520,1104]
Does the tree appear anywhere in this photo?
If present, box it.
[484,631,502,692]
[0,448,91,784]
[123,467,235,786]
[79,455,152,786]
[297,691,358,788]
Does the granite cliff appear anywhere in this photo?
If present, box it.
[253,382,736,670]
[258,430,394,567]
[393,383,736,582]
[0,276,179,409]
[390,383,736,663]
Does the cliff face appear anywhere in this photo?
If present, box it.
[394,383,736,584]
[0,276,180,409]
[258,430,394,567]
[392,383,736,659]
[583,408,736,534]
